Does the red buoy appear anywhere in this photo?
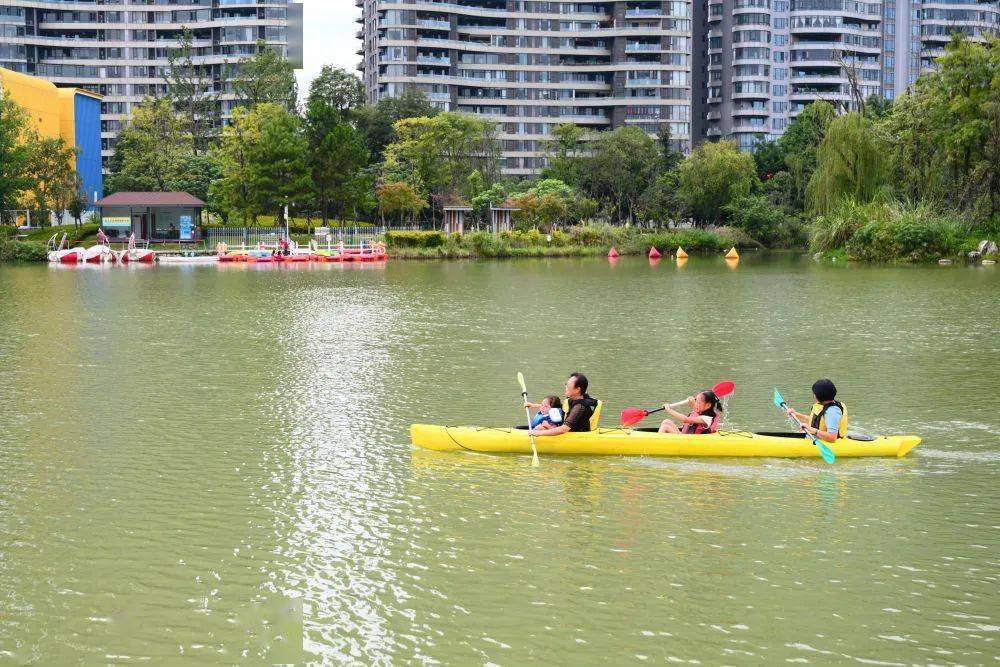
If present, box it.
[608,247,619,258]
[648,246,661,259]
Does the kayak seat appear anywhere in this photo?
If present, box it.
[590,399,602,430]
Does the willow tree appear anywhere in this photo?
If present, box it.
[806,113,887,216]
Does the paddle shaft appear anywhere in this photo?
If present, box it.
[645,400,688,417]
[780,399,835,455]
[521,389,540,464]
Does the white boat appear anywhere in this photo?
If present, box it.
[117,233,155,263]
[157,254,217,265]
[83,244,115,264]
[46,233,83,263]
[118,248,155,263]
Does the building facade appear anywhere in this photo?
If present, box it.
[0,0,304,172]
[359,0,996,169]
[700,0,997,147]
[0,67,103,207]
[358,0,695,176]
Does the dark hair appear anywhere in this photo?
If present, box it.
[569,372,588,395]
[699,390,722,413]
[545,395,563,411]
[812,378,837,402]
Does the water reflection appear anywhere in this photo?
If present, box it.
[0,257,997,663]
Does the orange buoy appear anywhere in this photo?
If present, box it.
[608,247,619,258]
[648,246,661,259]
[676,247,688,259]
[725,247,740,260]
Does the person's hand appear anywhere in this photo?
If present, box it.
[523,401,531,409]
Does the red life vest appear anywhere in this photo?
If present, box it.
[682,409,720,434]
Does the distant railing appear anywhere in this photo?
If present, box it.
[206,226,287,247]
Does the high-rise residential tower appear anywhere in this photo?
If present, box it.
[699,0,997,147]
[0,0,304,171]
[702,0,884,148]
[357,0,695,176]
[884,0,998,97]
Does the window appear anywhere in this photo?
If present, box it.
[772,100,787,112]
[774,84,787,95]
[774,34,788,45]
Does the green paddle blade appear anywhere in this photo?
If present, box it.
[517,372,527,395]
[773,388,785,408]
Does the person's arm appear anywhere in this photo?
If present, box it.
[532,423,569,436]
[666,405,702,425]
[787,409,809,425]
[523,401,541,410]
[534,404,581,436]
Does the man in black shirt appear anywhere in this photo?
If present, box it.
[530,372,597,436]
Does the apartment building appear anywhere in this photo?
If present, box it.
[357,0,695,176]
[0,0,304,171]
[700,0,997,147]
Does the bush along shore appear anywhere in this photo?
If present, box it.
[385,226,752,259]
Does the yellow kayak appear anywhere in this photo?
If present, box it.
[410,425,921,459]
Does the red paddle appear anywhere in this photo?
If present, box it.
[620,381,736,427]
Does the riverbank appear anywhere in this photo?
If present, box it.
[808,200,999,263]
[386,225,753,259]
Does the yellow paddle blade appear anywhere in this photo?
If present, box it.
[517,372,527,394]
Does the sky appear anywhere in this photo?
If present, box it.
[296,0,363,93]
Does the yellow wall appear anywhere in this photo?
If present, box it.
[0,67,63,140]
[0,67,100,148]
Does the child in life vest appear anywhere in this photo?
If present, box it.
[525,395,565,431]
[658,390,723,434]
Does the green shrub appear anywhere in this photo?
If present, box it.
[11,241,48,262]
[722,194,794,247]
[846,204,964,261]
[385,230,445,248]
[0,225,16,240]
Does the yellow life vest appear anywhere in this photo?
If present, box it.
[810,400,848,438]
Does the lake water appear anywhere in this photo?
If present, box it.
[1,255,997,664]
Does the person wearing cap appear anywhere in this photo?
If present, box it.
[787,379,848,443]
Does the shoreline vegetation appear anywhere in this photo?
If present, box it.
[2,37,997,266]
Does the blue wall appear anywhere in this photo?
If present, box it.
[73,93,103,208]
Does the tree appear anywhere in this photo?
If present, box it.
[880,35,999,222]
[307,66,364,119]
[230,42,298,112]
[305,74,370,225]
[578,126,660,224]
[211,106,259,223]
[807,113,888,215]
[66,177,89,227]
[376,181,426,226]
[176,153,221,210]
[542,123,586,184]
[355,90,439,161]
[165,27,220,153]
[108,98,191,193]
[384,112,502,209]
[778,101,836,211]
[657,124,683,172]
[25,136,77,226]
[212,104,309,226]
[677,140,759,225]
[640,171,684,225]
[0,91,34,224]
